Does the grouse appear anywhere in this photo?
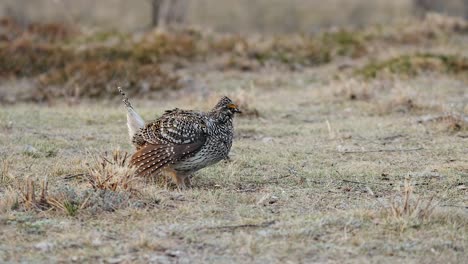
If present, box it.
[118,88,241,189]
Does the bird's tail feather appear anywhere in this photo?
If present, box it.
[117,87,145,143]
[118,87,134,110]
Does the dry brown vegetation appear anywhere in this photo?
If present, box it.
[1,13,467,103]
[0,12,467,263]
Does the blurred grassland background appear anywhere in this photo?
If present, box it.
[1,0,467,33]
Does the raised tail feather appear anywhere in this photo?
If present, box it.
[118,87,145,143]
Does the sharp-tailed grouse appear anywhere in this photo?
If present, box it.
[119,88,241,189]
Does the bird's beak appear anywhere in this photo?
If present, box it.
[233,106,242,114]
[228,103,242,114]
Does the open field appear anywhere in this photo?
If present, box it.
[2,0,467,33]
[0,0,414,32]
[1,15,468,263]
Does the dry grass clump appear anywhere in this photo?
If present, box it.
[0,150,142,216]
[0,157,13,185]
[84,150,137,192]
[387,180,436,221]
[1,177,81,216]
[356,53,468,79]
[379,180,437,231]
[46,191,90,217]
[0,187,20,213]
[2,177,82,216]
[17,178,49,211]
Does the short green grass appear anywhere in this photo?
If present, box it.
[0,67,467,263]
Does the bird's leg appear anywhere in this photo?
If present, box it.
[163,167,186,191]
[184,174,193,188]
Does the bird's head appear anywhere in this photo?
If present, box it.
[211,96,242,120]
[211,96,242,123]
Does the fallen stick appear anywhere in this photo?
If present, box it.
[201,220,276,232]
[338,147,423,154]
[63,173,85,180]
[340,179,383,186]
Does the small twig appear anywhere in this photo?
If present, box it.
[340,179,383,186]
[366,186,375,197]
[235,187,260,193]
[440,204,468,209]
[79,193,92,210]
[101,156,114,165]
[378,134,405,141]
[338,147,423,154]
[335,170,388,187]
[326,119,335,139]
[63,173,85,180]
[201,220,276,232]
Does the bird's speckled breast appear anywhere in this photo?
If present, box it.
[172,118,233,173]
[172,138,229,172]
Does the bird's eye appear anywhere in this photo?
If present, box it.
[227,103,237,109]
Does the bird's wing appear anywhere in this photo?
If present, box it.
[130,110,207,176]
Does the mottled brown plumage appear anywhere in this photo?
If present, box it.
[119,91,241,189]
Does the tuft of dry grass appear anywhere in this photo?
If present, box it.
[0,150,139,216]
[0,157,13,185]
[385,179,436,222]
[84,150,137,192]
[47,193,90,217]
[0,188,19,213]
[17,177,50,211]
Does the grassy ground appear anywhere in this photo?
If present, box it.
[0,15,468,264]
[0,68,467,263]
